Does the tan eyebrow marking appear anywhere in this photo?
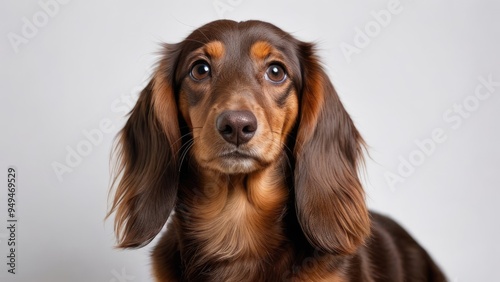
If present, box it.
[204,41,225,59]
[250,41,274,60]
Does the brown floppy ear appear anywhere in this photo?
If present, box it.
[108,44,183,248]
[294,42,370,255]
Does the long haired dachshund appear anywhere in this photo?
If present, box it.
[108,20,446,281]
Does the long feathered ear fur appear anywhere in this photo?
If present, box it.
[107,44,183,248]
[294,42,370,255]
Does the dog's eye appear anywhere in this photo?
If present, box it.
[190,61,211,81]
[265,64,287,83]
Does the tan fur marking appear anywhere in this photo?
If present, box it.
[250,41,273,59]
[204,41,225,59]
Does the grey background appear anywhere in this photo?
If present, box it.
[1,0,499,281]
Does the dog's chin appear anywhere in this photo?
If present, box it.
[201,153,264,175]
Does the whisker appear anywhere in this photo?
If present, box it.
[280,150,293,175]
[258,132,294,173]
[170,125,203,149]
[171,131,194,149]
[182,38,207,45]
[177,138,194,155]
[270,130,295,156]
[195,28,211,43]
[179,140,196,171]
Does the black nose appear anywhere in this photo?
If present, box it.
[216,110,258,146]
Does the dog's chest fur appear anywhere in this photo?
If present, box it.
[174,165,296,280]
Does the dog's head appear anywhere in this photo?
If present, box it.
[174,21,301,174]
[109,20,369,256]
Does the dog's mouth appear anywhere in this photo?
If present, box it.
[201,148,264,174]
[219,150,255,160]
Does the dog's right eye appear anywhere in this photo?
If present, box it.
[190,61,211,81]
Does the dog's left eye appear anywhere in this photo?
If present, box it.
[190,61,211,81]
[265,64,287,84]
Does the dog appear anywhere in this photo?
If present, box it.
[108,20,447,281]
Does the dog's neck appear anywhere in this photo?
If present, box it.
[176,160,292,279]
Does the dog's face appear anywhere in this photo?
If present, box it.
[111,20,369,256]
[174,21,301,174]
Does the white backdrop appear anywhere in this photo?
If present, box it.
[1,0,499,281]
